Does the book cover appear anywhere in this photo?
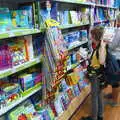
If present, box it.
[102,27,116,42]
[70,11,79,24]
[19,2,36,28]
[0,8,12,32]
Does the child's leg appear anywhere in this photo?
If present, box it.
[91,78,99,120]
[98,88,104,118]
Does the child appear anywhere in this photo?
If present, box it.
[82,26,107,120]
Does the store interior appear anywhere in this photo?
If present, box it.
[0,0,120,120]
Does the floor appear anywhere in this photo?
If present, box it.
[71,86,120,120]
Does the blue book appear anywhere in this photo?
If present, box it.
[51,2,58,21]
[18,10,29,28]
[19,6,33,28]
[63,10,69,25]
[0,8,12,32]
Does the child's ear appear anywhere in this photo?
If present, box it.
[92,34,95,40]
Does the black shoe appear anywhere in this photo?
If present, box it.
[104,93,112,99]
[80,116,93,120]
[98,116,103,120]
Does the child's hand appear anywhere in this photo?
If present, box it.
[101,39,108,48]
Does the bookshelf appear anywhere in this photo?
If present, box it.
[0,1,44,119]
[42,0,118,119]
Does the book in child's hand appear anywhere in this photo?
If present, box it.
[102,27,116,42]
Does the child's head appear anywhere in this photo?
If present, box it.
[90,26,104,45]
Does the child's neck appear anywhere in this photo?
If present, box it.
[95,41,100,46]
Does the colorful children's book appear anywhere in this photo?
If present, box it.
[70,11,79,24]
[19,5,33,28]
[50,2,58,21]
[0,8,12,32]
[8,37,27,66]
[19,2,37,28]
[11,10,19,28]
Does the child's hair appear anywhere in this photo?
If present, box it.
[116,13,120,27]
[90,26,104,42]
[116,13,120,22]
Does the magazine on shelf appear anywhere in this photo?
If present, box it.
[102,27,116,42]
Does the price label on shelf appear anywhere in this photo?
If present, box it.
[35,29,40,32]
[36,58,40,63]
[9,32,15,37]
[22,31,30,35]
[24,62,30,68]
[3,71,12,78]
[12,68,16,73]
[16,65,24,71]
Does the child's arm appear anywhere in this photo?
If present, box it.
[99,40,107,65]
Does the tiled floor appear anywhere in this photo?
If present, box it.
[71,86,120,120]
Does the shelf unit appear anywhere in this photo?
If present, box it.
[44,0,118,119]
[0,0,44,117]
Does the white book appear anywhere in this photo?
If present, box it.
[102,27,116,42]
[24,35,34,60]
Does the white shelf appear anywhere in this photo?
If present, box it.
[0,55,42,79]
[59,23,90,29]
[95,4,118,9]
[0,85,42,116]
[68,40,88,52]
[0,28,41,40]
[53,0,118,9]
[53,0,93,6]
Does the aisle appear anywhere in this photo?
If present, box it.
[71,86,120,120]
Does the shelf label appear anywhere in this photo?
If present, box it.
[25,61,37,68]
[12,68,16,73]
[0,70,12,78]
[22,31,31,35]
[16,65,24,71]
[36,58,40,63]
[9,32,15,37]
[31,61,37,65]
